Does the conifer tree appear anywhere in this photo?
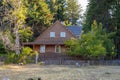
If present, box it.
[66,0,82,25]
[46,0,66,22]
[26,0,53,37]
[83,0,113,32]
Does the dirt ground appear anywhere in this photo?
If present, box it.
[0,63,120,80]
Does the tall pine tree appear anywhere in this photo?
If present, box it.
[111,0,120,56]
[46,0,82,25]
[66,0,82,25]
[83,0,113,32]
[46,0,66,22]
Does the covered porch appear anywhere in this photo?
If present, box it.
[23,42,66,54]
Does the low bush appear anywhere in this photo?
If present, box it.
[5,47,38,64]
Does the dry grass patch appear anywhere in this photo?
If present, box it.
[0,64,120,80]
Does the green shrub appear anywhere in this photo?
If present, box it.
[5,47,38,64]
[5,53,18,64]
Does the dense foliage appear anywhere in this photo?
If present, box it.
[66,0,82,25]
[46,0,82,25]
[26,0,53,37]
[83,0,113,32]
[5,47,37,64]
[0,0,33,54]
[65,21,115,59]
[112,0,120,54]
[0,40,7,54]
[46,0,66,22]
[83,0,120,57]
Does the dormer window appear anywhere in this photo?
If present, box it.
[50,32,55,37]
[60,32,66,37]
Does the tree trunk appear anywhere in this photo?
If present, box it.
[14,0,21,54]
[15,27,20,54]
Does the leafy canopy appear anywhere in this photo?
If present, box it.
[26,0,53,37]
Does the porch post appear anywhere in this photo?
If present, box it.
[33,44,38,64]
[33,44,35,50]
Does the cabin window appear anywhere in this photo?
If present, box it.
[60,32,66,37]
[40,45,45,53]
[50,32,55,37]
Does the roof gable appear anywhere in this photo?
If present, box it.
[35,21,76,44]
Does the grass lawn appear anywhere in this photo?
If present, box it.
[0,63,120,80]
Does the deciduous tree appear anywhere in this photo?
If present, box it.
[65,21,115,59]
[0,0,32,54]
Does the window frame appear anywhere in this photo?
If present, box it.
[60,32,66,37]
[50,32,55,37]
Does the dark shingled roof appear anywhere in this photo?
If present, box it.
[66,26,82,35]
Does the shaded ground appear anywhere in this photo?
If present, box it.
[0,63,120,80]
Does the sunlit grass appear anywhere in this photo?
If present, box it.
[0,64,120,80]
